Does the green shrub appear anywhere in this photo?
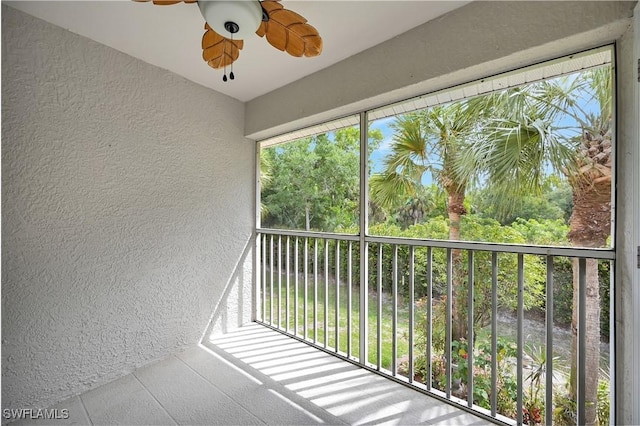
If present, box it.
[414,328,519,416]
[553,392,576,426]
[597,372,610,426]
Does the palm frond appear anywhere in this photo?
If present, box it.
[370,172,417,210]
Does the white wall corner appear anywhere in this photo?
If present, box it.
[200,236,255,340]
[614,2,640,424]
[631,5,640,424]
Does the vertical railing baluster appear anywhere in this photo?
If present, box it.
[467,250,474,408]
[304,237,309,339]
[270,235,274,325]
[546,255,555,426]
[426,247,433,390]
[392,244,398,376]
[577,258,587,425]
[294,237,299,335]
[359,239,369,365]
[491,252,498,417]
[255,233,261,324]
[262,234,267,323]
[335,240,340,353]
[278,235,282,328]
[609,259,615,426]
[377,244,383,371]
[517,253,524,425]
[286,236,290,332]
[314,238,318,343]
[324,239,329,348]
[446,248,452,398]
[409,246,415,383]
[347,241,353,357]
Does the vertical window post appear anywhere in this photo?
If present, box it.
[359,111,369,365]
[254,143,261,321]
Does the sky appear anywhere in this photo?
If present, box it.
[368,116,395,174]
[363,69,606,187]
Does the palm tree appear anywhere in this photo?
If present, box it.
[463,66,612,425]
[561,69,611,426]
[370,102,485,342]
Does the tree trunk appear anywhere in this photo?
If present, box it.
[305,203,311,231]
[569,257,601,425]
[567,130,611,425]
[447,187,467,342]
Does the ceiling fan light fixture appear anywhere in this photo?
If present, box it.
[198,1,263,40]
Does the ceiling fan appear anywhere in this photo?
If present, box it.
[134,0,323,81]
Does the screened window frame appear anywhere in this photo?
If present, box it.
[257,44,617,252]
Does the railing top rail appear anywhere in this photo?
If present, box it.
[256,228,360,241]
[257,228,615,260]
[367,235,615,259]
[257,228,360,241]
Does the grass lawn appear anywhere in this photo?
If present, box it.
[261,271,410,371]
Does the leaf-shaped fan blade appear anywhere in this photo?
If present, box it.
[257,1,322,58]
[133,0,197,4]
[202,24,244,69]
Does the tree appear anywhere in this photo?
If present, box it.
[470,175,571,225]
[261,127,382,232]
[259,147,274,220]
[563,68,612,425]
[462,66,612,424]
[261,137,321,230]
[370,102,487,342]
[395,186,435,227]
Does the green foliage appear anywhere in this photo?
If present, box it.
[497,370,518,418]
[462,216,548,317]
[552,370,610,426]
[471,177,573,225]
[392,186,438,228]
[261,128,383,232]
[599,262,611,340]
[510,218,569,245]
[261,137,325,230]
[418,332,518,416]
[597,371,611,426]
[369,101,483,220]
[355,216,551,330]
[522,344,563,425]
[553,391,577,426]
[551,258,574,326]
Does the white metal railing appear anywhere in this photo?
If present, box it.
[255,228,615,425]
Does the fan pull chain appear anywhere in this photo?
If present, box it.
[229,33,235,80]
[222,55,228,81]
[222,35,228,82]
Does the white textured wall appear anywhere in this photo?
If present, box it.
[1,5,254,412]
[246,1,635,140]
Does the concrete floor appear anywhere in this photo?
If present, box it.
[15,324,488,425]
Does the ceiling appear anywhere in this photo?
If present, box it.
[6,1,470,102]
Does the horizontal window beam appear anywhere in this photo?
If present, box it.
[258,228,615,259]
